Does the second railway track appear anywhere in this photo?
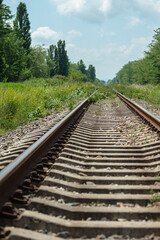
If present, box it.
[0,93,160,240]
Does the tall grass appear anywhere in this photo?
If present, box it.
[0,77,112,135]
[114,84,160,108]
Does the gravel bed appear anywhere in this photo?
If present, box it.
[0,108,69,153]
[132,98,160,118]
[100,98,159,145]
[0,98,159,153]
[85,234,160,240]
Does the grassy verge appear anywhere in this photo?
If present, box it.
[0,76,114,135]
[113,84,160,108]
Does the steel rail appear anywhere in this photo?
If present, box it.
[0,91,96,211]
[116,91,160,132]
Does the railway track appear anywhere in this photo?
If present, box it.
[0,92,160,240]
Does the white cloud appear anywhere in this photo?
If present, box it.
[67,43,76,49]
[66,43,127,78]
[99,29,116,38]
[55,0,86,15]
[10,0,16,4]
[50,0,160,23]
[99,0,111,13]
[127,16,143,27]
[32,27,62,43]
[136,0,160,13]
[66,35,152,79]
[67,30,82,39]
[32,27,82,45]
[50,0,113,23]
[122,36,152,58]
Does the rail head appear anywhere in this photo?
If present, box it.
[115,90,160,132]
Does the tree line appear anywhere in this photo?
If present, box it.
[0,1,97,82]
[108,28,160,85]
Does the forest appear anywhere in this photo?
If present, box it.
[0,0,98,83]
[108,28,160,85]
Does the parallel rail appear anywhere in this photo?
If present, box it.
[116,91,160,132]
[0,90,160,239]
[0,92,95,211]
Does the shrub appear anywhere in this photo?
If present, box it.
[0,76,107,135]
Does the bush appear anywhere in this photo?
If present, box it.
[28,107,44,121]
[114,84,160,108]
[0,76,107,135]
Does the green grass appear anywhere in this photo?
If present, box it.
[150,191,160,204]
[88,87,115,103]
[114,84,160,108]
[0,76,114,135]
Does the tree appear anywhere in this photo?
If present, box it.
[48,40,69,77]
[132,58,157,85]
[14,2,31,53]
[114,61,136,85]
[29,46,48,78]
[145,28,160,84]
[0,0,12,81]
[0,0,11,37]
[47,45,56,77]
[87,65,96,81]
[69,63,79,74]
[77,59,86,74]
[111,27,160,86]
[3,31,30,82]
[56,40,69,76]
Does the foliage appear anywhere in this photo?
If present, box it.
[29,46,48,78]
[69,70,88,82]
[0,1,31,82]
[0,1,107,136]
[69,63,79,73]
[46,40,69,77]
[14,2,31,53]
[3,31,29,82]
[47,45,56,77]
[0,0,12,81]
[88,87,116,102]
[114,84,160,108]
[87,64,96,81]
[109,27,160,85]
[150,192,160,204]
[57,40,69,76]
[77,59,86,74]
[0,1,99,83]
[54,40,69,76]
[28,107,44,121]
[0,76,105,134]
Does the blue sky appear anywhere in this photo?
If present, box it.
[4,0,160,81]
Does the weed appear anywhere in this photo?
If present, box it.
[150,190,155,195]
[28,107,44,121]
[155,176,160,181]
[44,98,62,111]
[67,101,76,111]
[94,111,103,114]
[145,216,148,221]
[132,125,136,131]
[0,76,111,135]
[150,193,160,204]
[114,84,160,109]
[145,136,148,143]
